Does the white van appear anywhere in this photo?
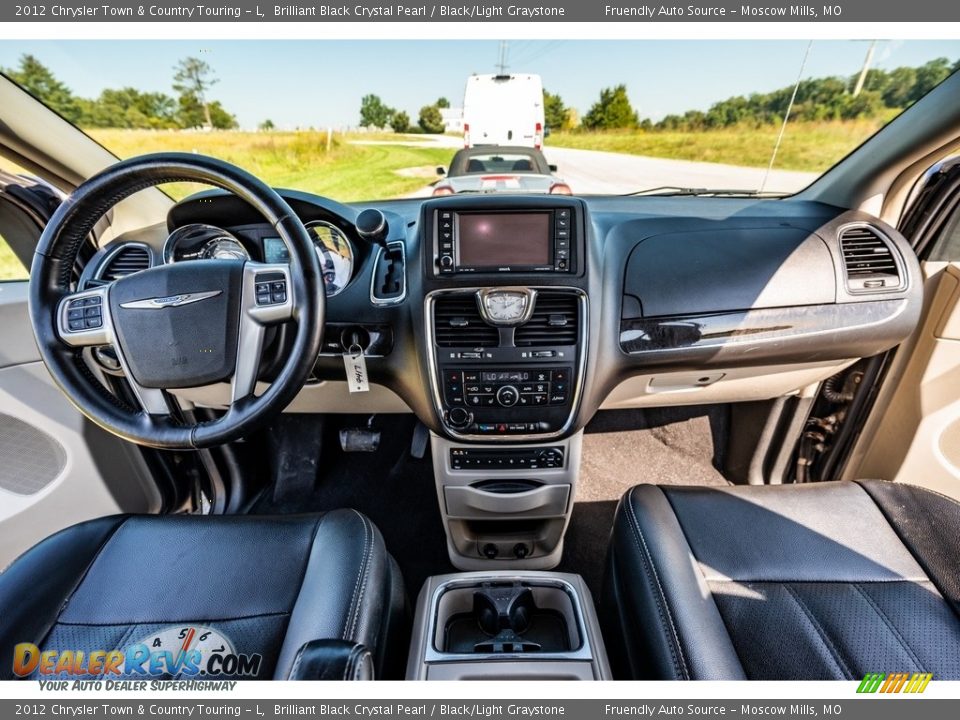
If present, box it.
[462,73,545,149]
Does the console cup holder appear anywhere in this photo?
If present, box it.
[440,581,577,654]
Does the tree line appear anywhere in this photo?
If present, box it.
[359,94,450,133]
[2,54,237,129]
[358,57,957,135]
[561,57,960,133]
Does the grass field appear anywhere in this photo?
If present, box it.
[0,234,28,281]
[86,129,454,202]
[547,118,890,172]
[0,119,893,279]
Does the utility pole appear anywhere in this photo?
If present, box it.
[496,41,509,75]
[852,40,878,97]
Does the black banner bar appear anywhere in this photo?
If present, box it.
[1,699,958,719]
[4,1,960,23]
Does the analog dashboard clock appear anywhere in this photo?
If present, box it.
[477,288,537,326]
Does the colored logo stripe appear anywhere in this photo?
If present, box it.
[857,672,932,693]
[905,673,933,693]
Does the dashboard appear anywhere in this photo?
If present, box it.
[80,189,923,444]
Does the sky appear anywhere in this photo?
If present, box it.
[0,39,958,129]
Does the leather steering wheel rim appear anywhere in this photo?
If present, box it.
[28,152,325,449]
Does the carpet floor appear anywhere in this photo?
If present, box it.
[250,406,731,604]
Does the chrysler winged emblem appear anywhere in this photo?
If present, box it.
[120,290,222,309]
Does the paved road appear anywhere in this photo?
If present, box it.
[393,134,818,197]
[541,145,818,196]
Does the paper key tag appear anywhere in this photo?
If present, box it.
[343,345,370,393]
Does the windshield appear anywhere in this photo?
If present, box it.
[1,40,958,201]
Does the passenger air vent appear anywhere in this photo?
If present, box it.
[91,245,151,285]
[515,291,579,347]
[839,226,901,293]
[434,295,499,347]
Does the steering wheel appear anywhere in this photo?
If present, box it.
[28,153,325,449]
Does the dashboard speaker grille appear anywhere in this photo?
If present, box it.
[515,291,579,346]
[96,245,151,284]
[434,295,499,347]
[839,226,900,291]
[0,414,66,495]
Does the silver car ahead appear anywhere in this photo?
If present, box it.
[433,146,572,196]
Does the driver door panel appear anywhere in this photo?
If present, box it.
[0,268,160,571]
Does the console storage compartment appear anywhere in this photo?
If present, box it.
[431,433,582,569]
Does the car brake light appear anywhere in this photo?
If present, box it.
[534,122,543,150]
[432,186,455,196]
[463,123,470,148]
[549,183,572,195]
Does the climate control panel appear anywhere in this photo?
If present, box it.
[444,367,572,410]
[440,366,575,436]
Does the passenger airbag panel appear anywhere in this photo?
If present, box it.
[623,227,835,318]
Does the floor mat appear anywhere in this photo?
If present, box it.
[557,406,731,600]
[251,407,729,607]
[250,414,453,599]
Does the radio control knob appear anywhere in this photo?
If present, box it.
[496,385,520,407]
[439,255,454,268]
[447,407,473,429]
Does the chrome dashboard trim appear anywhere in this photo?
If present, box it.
[305,219,354,299]
[370,240,407,306]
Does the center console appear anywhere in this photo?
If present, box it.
[421,198,590,571]
[407,200,607,679]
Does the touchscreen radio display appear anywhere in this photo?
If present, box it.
[457,212,551,268]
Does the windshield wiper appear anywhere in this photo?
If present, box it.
[622,186,787,198]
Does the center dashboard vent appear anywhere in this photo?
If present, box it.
[88,245,151,286]
[515,291,580,347]
[839,225,901,292]
[434,295,499,347]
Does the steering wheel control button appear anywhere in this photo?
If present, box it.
[254,272,287,306]
[65,295,103,332]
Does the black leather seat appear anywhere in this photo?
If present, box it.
[0,510,405,680]
[603,480,960,680]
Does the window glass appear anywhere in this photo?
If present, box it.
[928,203,960,262]
[0,155,33,281]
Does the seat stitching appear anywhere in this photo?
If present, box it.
[287,646,306,680]
[892,481,960,509]
[56,611,291,626]
[347,645,367,681]
[350,510,376,639]
[852,583,924,671]
[56,517,130,621]
[782,584,853,679]
[706,577,932,584]
[342,510,373,641]
[111,624,137,650]
[348,513,375,639]
[623,486,690,679]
